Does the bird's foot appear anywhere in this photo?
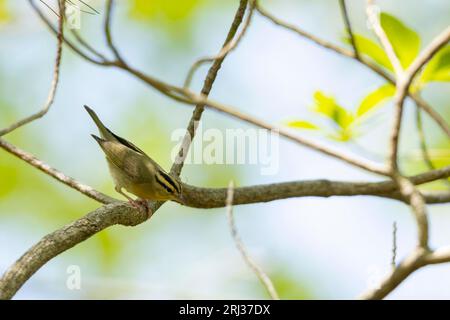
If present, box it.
[128,199,152,219]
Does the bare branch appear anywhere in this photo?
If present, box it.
[180,93,388,175]
[28,1,448,172]
[256,2,450,138]
[70,28,108,61]
[0,0,65,137]
[391,221,397,268]
[339,0,359,59]
[0,138,116,204]
[29,0,110,66]
[0,202,146,300]
[416,107,436,170]
[0,152,447,299]
[184,0,256,88]
[104,0,125,64]
[359,247,427,299]
[256,1,354,58]
[388,27,450,172]
[360,244,450,299]
[226,181,279,300]
[170,0,249,176]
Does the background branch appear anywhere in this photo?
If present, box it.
[0,202,146,300]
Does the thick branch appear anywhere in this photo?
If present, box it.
[0,202,146,299]
[226,181,279,300]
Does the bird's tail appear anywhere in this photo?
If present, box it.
[84,105,116,141]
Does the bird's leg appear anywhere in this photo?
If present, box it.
[115,186,152,218]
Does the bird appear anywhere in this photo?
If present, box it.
[84,105,184,213]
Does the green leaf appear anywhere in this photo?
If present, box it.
[420,45,450,83]
[312,91,354,129]
[357,84,395,117]
[380,12,421,68]
[287,120,319,130]
[350,34,393,71]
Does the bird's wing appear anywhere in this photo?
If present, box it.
[93,137,151,183]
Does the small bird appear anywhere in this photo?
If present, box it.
[84,105,184,212]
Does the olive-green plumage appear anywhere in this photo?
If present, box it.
[85,105,183,203]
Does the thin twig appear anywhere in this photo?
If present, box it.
[339,0,359,59]
[0,138,116,204]
[366,0,403,77]
[0,202,146,300]
[170,0,249,176]
[70,29,108,61]
[360,247,427,299]
[391,221,397,268]
[28,1,448,173]
[179,92,388,175]
[396,175,430,248]
[415,106,450,187]
[0,0,65,137]
[387,26,450,172]
[226,181,279,300]
[104,0,125,64]
[184,0,256,88]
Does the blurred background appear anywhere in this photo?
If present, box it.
[0,0,449,299]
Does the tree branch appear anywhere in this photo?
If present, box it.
[0,144,448,299]
[184,0,255,88]
[226,181,279,300]
[104,0,125,64]
[339,0,359,59]
[4,0,447,301]
[366,0,403,77]
[0,138,116,204]
[255,1,450,138]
